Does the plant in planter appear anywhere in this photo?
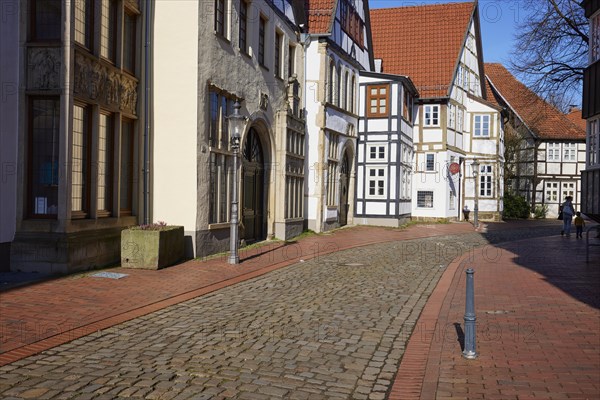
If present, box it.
[121,221,184,270]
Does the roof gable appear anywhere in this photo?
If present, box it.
[485,63,586,140]
[370,2,475,98]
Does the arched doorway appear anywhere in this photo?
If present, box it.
[339,151,351,226]
[241,128,267,243]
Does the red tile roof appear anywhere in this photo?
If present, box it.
[305,0,337,34]
[566,108,586,131]
[485,63,586,140]
[370,2,475,99]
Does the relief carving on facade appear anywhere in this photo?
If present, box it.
[287,115,305,132]
[260,93,269,110]
[27,47,61,90]
[74,52,138,114]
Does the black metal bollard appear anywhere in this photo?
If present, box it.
[462,268,478,359]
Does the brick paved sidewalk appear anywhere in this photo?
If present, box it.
[390,232,600,399]
[0,222,477,366]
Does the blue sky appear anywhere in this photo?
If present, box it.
[369,0,529,65]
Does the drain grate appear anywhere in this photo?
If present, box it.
[90,272,129,279]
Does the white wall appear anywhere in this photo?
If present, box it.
[305,43,323,222]
[152,2,199,242]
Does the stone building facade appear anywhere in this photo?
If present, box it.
[5,0,147,273]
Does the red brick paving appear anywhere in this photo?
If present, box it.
[3,220,598,400]
[389,232,600,399]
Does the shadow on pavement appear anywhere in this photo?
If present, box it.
[482,222,600,310]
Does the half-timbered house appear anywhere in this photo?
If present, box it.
[370,2,505,222]
[485,63,587,218]
[304,0,375,232]
[356,72,418,226]
[581,0,600,223]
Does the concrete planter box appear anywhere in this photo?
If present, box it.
[121,226,184,269]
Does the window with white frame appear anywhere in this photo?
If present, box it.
[448,104,455,129]
[561,182,575,200]
[589,119,599,166]
[563,143,577,161]
[367,144,386,161]
[457,64,464,88]
[545,182,559,202]
[424,105,439,126]
[366,167,386,198]
[479,164,493,197]
[473,115,490,136]
[547,142,561,161]
[457,108,463,133]
[417,191,433,208]
[425,153,435,171]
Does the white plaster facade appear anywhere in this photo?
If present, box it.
[411,20,504,221]
[304,0,374,232]
[356,72,417,227]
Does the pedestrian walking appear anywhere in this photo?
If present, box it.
[561,196,575,237]
[574,211,585,239]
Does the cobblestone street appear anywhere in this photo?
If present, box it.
[0,225,570,399]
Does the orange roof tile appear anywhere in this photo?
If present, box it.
[305,0,337,34]
[485,63,586,140]
[370,2,475,99]
[566,108,586,131]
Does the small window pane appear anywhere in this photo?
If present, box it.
[29,98,60,217]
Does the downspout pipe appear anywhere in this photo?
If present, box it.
[143,0,151,225]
